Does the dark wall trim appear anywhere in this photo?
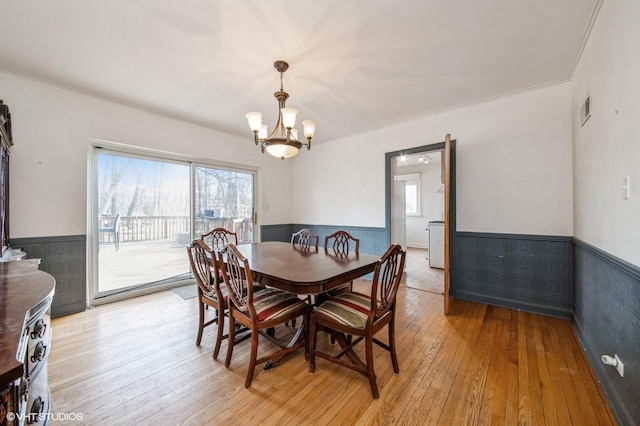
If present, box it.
[10,235,86,318]
[260,224,294,243]
[573,238,639,426]
[573,237,640,282]
[453,232,574,319]
[456,232,573,242]
[261,224,388,256]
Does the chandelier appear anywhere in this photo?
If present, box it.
[245,61,316,160]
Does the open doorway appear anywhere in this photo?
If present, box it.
[390,149,445,294]
[385,135,456,298]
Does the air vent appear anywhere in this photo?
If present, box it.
[581,94,591,126]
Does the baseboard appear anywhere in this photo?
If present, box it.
[406,244,428,249]
[453,290,572,319]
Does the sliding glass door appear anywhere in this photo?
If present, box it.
[92,147,255,300]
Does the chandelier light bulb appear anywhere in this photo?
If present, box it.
[302,120,316,140]
[258,124,268,139]
[245,112,263,132]
[281,108,298,129]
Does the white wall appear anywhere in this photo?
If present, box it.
[571,0,640,266]
[292,83,574,237]
[0,71,293,239]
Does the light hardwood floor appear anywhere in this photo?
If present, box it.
[48,249,616,425]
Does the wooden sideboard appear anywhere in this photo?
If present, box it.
[0,260,55,426]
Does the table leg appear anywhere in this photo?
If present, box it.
[261,322,305,370]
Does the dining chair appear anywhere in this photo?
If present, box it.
[323,230,360,296]
[200,227,238,296]
[220,243,311,388]
[291,228,319,250]
[187,239,236,359]
[309,244,406,399]
[288,228,319,326]
[98,214,121,251]
[324,229,359,255]
[201,227,238,251]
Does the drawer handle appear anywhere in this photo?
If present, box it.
[31,341,47,363]
[31,319,47,339]
[27,396,44,424]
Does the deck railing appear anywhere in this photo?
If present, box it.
[98,215,253,245]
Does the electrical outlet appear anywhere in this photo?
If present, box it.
[615,354,624,377]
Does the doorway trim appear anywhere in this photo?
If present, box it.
[384,139,457,297]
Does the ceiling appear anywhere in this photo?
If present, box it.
[398,151,442,168]
[0,0,599,143]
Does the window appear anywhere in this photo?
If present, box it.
[405,180,420,216]
[395,173,421,217]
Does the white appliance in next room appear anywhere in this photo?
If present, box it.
[428,221,444,269]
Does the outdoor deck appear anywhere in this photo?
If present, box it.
[97,215,253,293]
[98,239,190,293]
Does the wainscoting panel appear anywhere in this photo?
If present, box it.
[452,232,573,319]
[573,239,639,426]
[10,235,86,318]
[261,224,388,256]
[260,224,294,243]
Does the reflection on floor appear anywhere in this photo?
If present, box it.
[404,247,444,294]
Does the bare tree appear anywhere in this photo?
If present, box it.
[99,155,126,216]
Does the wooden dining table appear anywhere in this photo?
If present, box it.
[235,241,380,295]
[234,241,380,369]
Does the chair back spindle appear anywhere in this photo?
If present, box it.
[291,228,319,250]
[187,239,217,297]
[219,244,253,315]
[321,230,360,297]
[371,244,405,318]
[201,227,238,251]
[324,230,359,255]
